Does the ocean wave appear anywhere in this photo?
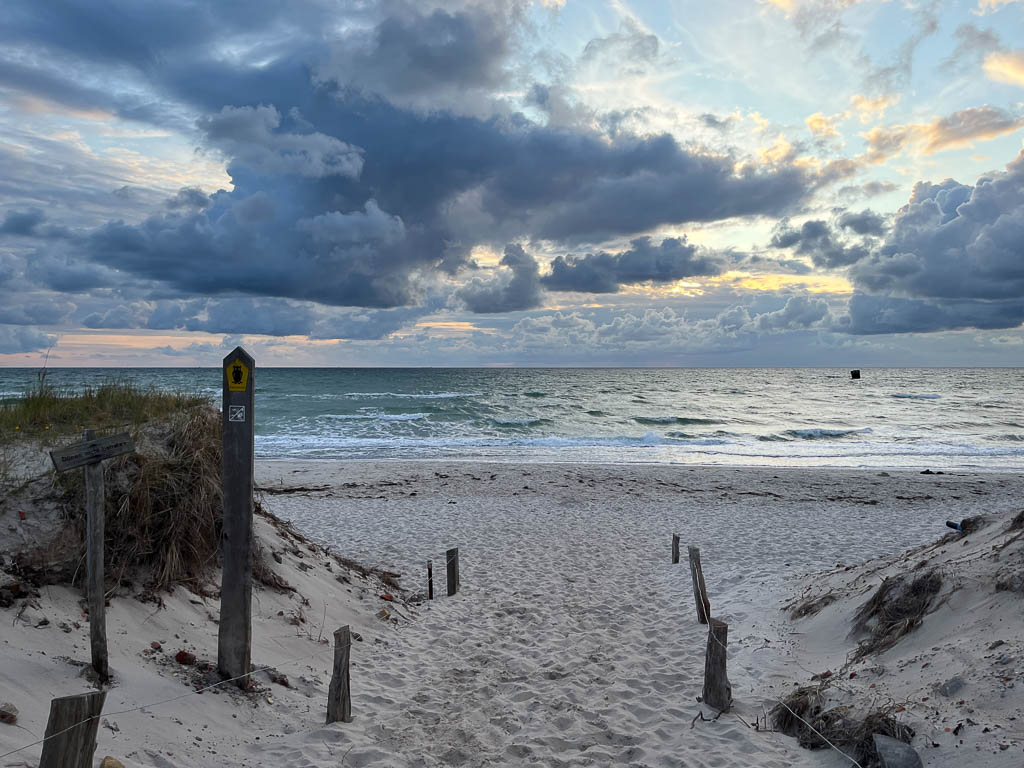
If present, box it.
[585,410,607,417]
[489,418,552,427]
[343,391,481,399]
[782,427,873,440]
[634,416,719,426]
[321,412,429,421]
[892,393,941,400]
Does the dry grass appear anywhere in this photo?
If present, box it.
[772,685,914,767]
[58,405,223,595]
[850,570,942,660]
[0,373,207,446]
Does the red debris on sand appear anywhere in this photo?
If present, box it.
[175,650,196,665]
[151,641,162,651]
[380,594,395,601]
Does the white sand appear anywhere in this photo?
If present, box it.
[3,461,1022,767]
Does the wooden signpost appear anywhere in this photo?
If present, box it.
[49,430,134,683]
[218,347,255,688]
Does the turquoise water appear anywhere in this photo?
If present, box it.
[1,367,1022,470]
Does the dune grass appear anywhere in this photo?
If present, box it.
[0,372,208,444]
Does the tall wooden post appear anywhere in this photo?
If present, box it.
[671,534,680,564]
[327,625,353,724]
[218,347,255,688]
[427,559,434,600]
[702,619,732,711]
[688,546,711,624]
[82,429,109,683]
[38,691,106,768]
[446,547,460,596]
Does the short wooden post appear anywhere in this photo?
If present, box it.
[327,625,352,724]
[446,547,460,596]
[38,691,107,768]
[49,431,133,683]
[427,559,434,600]
[218,347,255,688]
[688,546,711,624]
[671,534,680,564]
[82,429,109,683]
[702,619,732,712]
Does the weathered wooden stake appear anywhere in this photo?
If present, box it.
[446,547,460,596]
[50,430,133,684]
[427,559,434,600]
[82,429,109,683]
[688,546,711,624]
[702,619,732,712]
[327,625,353,724]
[671,534,680,564]
[38,691,107,768]
[218,347,255,688]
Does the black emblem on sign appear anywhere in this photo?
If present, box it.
[232,363,243,385]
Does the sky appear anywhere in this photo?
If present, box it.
[0,0,1023,367]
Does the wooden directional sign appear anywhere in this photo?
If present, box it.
[49,433,134,473]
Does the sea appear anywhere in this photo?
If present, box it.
[1,367,1022,471]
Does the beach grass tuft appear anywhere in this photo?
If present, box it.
[0,372,208,445]
[56,405,224,595]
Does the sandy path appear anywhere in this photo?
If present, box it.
[250,462,1024,767]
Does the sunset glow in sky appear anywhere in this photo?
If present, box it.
[1,0,1023,366]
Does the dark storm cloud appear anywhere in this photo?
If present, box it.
[458,244,543,313]
[542,236,723,294]
[837,209,887,236]
[319,2,520,107]
[851,153,1024,303]
[4,0,814,339]
[0,210,46,236]
[166,188,211,211]
[838,294,1024,335]
[834,152,1024,335]
[769,219,871,269]
[0,325,55,354]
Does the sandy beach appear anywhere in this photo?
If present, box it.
[3,460,1023,767]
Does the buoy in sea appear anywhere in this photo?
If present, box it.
[850,369,861,379]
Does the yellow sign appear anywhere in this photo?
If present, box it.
[226,358,250,391]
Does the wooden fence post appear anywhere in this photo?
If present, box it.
[702,619,732,712]
[687,546,711,624]
[671,534,680,564]
[218,347,255,688]
[446,547,460,596]
[327,625,353,724]
[82,429,108,683]
[49,431,133,684]
[38,691,107,768]
[427,559,434,600]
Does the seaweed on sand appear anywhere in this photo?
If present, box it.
[850,570,942,660]
[772,686,914,767]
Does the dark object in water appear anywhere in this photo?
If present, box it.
[850,369,861,379]
[945,520,961,531]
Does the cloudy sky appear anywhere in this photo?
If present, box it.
[1,0,1023,367]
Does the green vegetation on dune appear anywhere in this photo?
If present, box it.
[0,374,209,444]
